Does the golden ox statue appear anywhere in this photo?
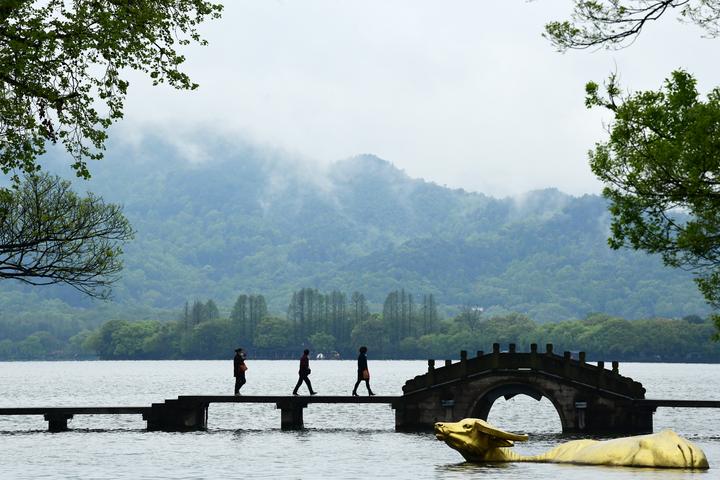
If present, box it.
[435,418,709,469]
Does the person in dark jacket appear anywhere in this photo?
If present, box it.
[292,349,317,395]
[233,348,247,395]
[352,345,375,396]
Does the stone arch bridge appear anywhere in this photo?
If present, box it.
[395,343,653,434]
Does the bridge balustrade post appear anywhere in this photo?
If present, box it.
[612,361,619,374]
[491,343,500,369]
[476,350,484,358]
[460,351,468,378]
[444,359,452,367]
[596,361,605,389]
[530,343,538,369]
[426,360,435,387]
[546,343,553,355]
[579,351,586,363]
[563,351,572,377]
[508,343,516,353]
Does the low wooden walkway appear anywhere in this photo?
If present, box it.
[2,395,719,433]
[0,396,402,432]
[1,396,720,432]
[177,395,401,404]
[634,400,720,408]
[149,395,403,431]
[0,407,150,415]
[0,406,151,432]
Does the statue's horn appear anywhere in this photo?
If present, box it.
[472,419,530,442]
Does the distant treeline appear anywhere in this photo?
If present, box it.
[82,288,441,360]
[0,288,718,362]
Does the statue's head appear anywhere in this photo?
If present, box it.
[434,418,528,461]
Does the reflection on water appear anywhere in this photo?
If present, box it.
[0,360,717,479]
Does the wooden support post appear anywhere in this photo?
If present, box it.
[394,400,421,432]
[277,399,306,430]
[179,403,207,431]
[45,413,73,432]
[146,401,208,432]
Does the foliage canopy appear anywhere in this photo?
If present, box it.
[545,1,720,51]
[0,0,222,180]
[545,1,720,332]
[587,70,720,328]
[0,0,220,296]
[0,173,133,298]
[69,305,720,362]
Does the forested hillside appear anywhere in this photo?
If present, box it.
[0,135,709,330]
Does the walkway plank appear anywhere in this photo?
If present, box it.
[178,395,401,404]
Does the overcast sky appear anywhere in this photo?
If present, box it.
[120,1,720,197]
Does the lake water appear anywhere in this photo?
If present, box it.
[0,360,718,479]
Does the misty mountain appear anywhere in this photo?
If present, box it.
[0,136,709,323]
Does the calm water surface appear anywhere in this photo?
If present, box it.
[0,360,718,479]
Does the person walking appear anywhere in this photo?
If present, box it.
[233,348,247,395]
[292,349,317,396]
[352,346,375,396]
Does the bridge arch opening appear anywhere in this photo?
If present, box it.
[471,383,563,434]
